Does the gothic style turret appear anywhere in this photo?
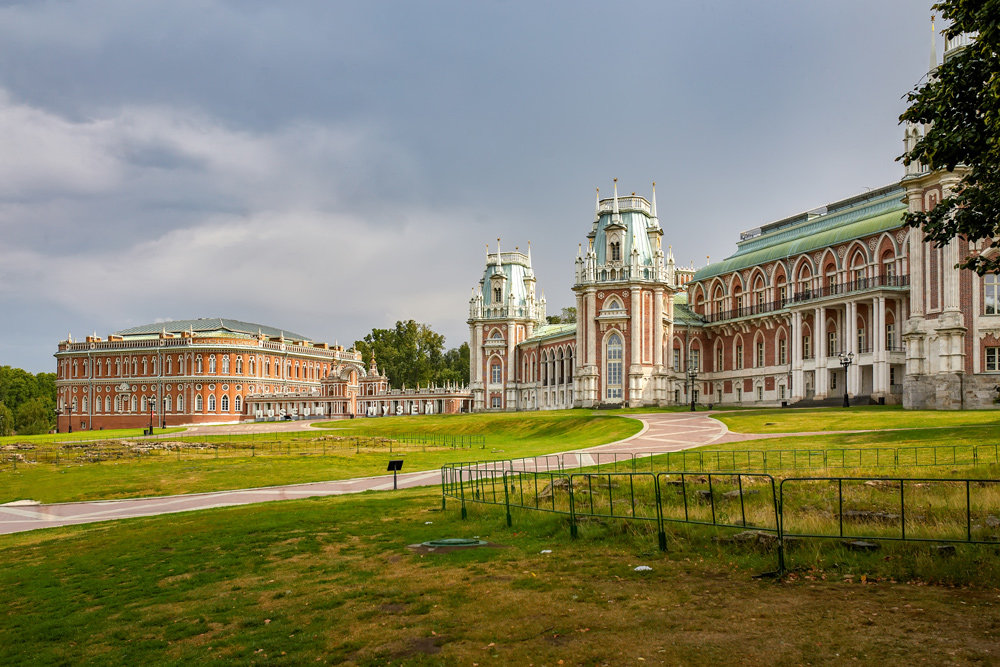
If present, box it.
[572,179,678,408]
[468,239,546,410]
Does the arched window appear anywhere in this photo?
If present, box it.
[130,395,137,412]
[177,395,184,412]
[166,356,172,375]
[196,356,203,373]
[234,395,242,412]
[164,395,172,413]
[81,397,88,412]
[221,395,229,411]
[115,395,122,413]
[195,395,204,411]
[606,334,623,399]
[104,396,111,413]
[493,286,502,302]
[265,358,271,376]
[490,360,503,384]
[610,240,621,261]
[115,358,121,376]
[179,356,185,374]
[95,361,101,377]
[286,362,292,378]
[249,357,255,375]
[151,357,157,375]
[106,359,111,376]
[208,395,217,411]
[209,355,217,373]
[132,358,138,375]
[236,357,243,374]
[222,356,230,374]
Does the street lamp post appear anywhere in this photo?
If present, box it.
[148,397,155,435]
[687,361,698,412]
[838,351,854,408]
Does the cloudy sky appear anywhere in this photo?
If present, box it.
[1,0,936,373]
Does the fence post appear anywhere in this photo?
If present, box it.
[775,477,785,575]
[441,467,447,510]
[568,475,578,539]
[655,474,667,551]
[504,471,512,527]
[459,468,467,520]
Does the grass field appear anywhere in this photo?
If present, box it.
[1,487,998,664]
[0,412,641,504]
[0,426,185,446]
[715,405,1000,434]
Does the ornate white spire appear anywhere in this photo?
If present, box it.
[594,187,600,222]
[650,181,658,219]
[612,178,621,223]
[526,240,532,266]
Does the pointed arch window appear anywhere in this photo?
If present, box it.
[235,357,243,374]
[606,333,623,400]
[177,395,184,412]
[105,396,111,413]
[493,286,502,302]
[221,395,229,412]
[164,395,172,413]
[234,395,242,412]
[195,395,204,411]
[610,241,621,261]
[209,355,217,373]
[222,356,230,374]
[196,356,203,374]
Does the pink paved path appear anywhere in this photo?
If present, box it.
[0,412,759,536]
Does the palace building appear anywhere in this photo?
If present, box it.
[54,318,472,431]
[469,27,999,411]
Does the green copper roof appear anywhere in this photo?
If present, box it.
[692,186,906,283]
[522,322,577,344]
[114,318,311,340]
[672,294,704,327]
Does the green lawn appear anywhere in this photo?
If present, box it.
[1,488,998,664]
[0,413,641,504]
[0,427,186,446]
[715,405,1000,434]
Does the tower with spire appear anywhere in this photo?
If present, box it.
[573,179,680,407]
[468,238,546,411]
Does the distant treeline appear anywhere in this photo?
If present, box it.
[0,366,57,436]
[354,320,470,390]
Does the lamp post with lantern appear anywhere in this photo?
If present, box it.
[838,351,854,408]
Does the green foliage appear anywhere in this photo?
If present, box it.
[0,365,56,414]
[899,1,1000,273]
[14,398,52,435]
[0,401,13,437]
[546,306,577,324]
[354,320,469,388]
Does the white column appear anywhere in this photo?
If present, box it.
[791,311,804,400]
[586,289,597,369]
[815,306,827,397]
[653,287,664,368]
[875,296,887,395]
[846,301,858,396]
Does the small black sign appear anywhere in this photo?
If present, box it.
[387,459,404,471]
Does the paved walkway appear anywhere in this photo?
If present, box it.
[0,412,751,536]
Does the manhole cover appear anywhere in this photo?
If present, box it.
[420,538,488,548]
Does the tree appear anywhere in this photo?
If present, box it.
[14,398,52,435]
[354,320,467,389]
[899,1,1000,274]
[0,402,13,437]
[546,306,577,324]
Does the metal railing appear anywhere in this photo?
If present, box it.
[442,465,1000,576]
[443,443,1000,478]
[701,274,910,323]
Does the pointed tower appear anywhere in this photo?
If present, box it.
[573,179,678,408]
[468,240,546,411]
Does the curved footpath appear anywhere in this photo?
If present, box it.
[0,412,760,536]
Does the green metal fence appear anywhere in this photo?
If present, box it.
[442,462,1000,575]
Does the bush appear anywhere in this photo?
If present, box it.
[15,398,52,435]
